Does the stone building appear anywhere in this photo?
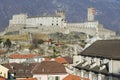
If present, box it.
[4,7,116,38]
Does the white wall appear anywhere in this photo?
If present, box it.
[73,55,82,65]
[9,59,26,63]
[109,60,120,74]
[0,65,9,78]
[10,14,27,24]
[26,16,63,27]
[33,74,67,80]
[9,14,64,27]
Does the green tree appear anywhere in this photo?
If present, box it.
[0,38,2,44]
[51,47,59,58]
[38,39,44,44]
[4,38,12,49]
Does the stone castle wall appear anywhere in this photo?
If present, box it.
[4,8,116,38]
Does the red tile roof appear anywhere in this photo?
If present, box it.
[44,58,51,61]
[63,74,90,80]
[55,58,67,64]
[63,56,73,64]
[0,78,6,80]
[63,74,81,80]
[44,57,68,64]
[0,76,6,80]
[32,61,67,74]
[9,54,37,59]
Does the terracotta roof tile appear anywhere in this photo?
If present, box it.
[63,56,73,64]
[63,74,81,80]
[9,54,37,59]
[0,78,6,80]
[55,58,67,64]
[63,74,90,80]
[44,58,51,61]
[32,61,67,74]
[44,57,69,64]
[0,76,6,80]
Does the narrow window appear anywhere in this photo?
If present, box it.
[52,23,54,26]
[55,76,60,80]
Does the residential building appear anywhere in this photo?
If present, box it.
[0,65,9,79]
[2,63,36,80]
[9,54,43,63]
[74,40,120,80]
[2,61,68,80]
[0,76,6,80]
[32,61,68,80]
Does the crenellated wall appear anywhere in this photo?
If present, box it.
[5,11,116,38]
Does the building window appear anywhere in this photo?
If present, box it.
[55,76,60,80]
[4,73,6,78]
[61,19,64,21]
[39,77,41,80]
[52,23,54,26]
[48,76,53,80]
[40,24,42,26]
[24,27,26,29]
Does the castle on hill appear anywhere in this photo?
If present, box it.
[4,7,116,39]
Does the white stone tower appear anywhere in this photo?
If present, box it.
[56,10,65,19]
[87,7,95,21]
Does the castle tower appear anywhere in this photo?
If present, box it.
[87,7,95,21]
[56,10,66,27]
[56,10,65,19]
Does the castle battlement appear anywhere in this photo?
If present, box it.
[5,8,116,39]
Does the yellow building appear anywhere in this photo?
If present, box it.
[0,65,9,78]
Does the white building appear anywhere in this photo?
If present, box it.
[32,61,68,80]
[7,11,66,32]
[74,40,120,80]
[0,65,9,79]
[9,54,43,63]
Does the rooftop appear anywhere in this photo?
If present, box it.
[55,57,67,64]
[2,63,36,78]
[63,74,89,80]
[63,74,81,80]
[9,54,38,59]
[80,40,120,60]
[32,61,67,74]
[0,76,6,80]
